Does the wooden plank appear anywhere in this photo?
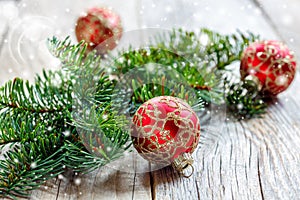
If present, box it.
[253,0,300,62]
[0,1,18,86]
[139,0,277,38]
[29,162,152,200]
[139,0,300,199]
[0,0,152,199]
[0,0,142,85]
[29,178,61,200]
[25,0,151,199]
[150,78,300,200]
[1,0,300,199]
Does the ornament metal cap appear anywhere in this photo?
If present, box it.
[244,74,263,92]
[172,152,194,178]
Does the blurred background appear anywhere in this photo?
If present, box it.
[0,0,299,85]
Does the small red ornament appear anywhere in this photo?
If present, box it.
[131,96,200,177]
[240,40,296,95]
[75,7,122,53]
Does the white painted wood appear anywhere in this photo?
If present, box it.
[150,75,300,199]
[254,0,300,62]
[0,1,19,86]
[0,0,300,199]
[0,0,141,85]
[139,0,300,199]
[139,0,278,38]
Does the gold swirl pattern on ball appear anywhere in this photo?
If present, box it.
[131,96,200,165]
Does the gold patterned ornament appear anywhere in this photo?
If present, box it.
[131,96,201,177]
[75,6,122,53]
[240,40,297,96]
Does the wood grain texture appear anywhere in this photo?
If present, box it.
[0,0,300,199]
[0,1,18,86]
[140,0,300,199]
[149,76,300,200]
[139,0,278,38]
[253,0,300,61]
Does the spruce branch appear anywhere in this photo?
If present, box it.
[201,29,260,69]
[0,69,73,198]
[48,36,132,169]
[0,70,73,147]
[224,77,267,119]
[71,104,130,169]
[47,36,87,69]
[0,28,265,199]
[109,28,263,118]
[0,127,65,199]
[157,28,264,118]
[0,46,129,198]
[111,46,222,108]
[155,28,260,69]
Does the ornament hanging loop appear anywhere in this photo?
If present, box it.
[172,153,194,178]
[180,163,194,178]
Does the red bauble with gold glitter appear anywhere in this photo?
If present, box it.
[131,96,200,175]
[240,40,296,95]
[75,7,122,53]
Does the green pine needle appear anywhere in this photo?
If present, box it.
[0,28,264,199]
[225,78,267,119]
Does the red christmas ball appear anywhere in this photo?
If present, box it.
[131,96,200,168]
[240,40,296,95]
[75,7,122,53]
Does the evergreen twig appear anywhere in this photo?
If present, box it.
[0,28,265,198]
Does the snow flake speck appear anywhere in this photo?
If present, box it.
[63,130,71,137]
[30,162,37,169]
[74,178,81,186]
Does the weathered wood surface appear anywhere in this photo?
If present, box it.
[0,0,300,199]
[255,0,300,60]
